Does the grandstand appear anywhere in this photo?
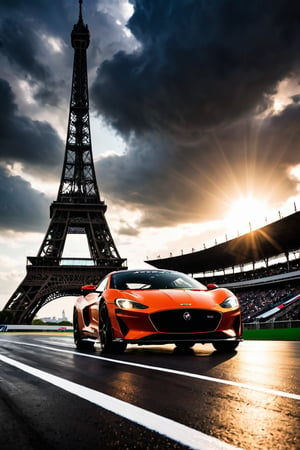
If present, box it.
[146,211,300,328]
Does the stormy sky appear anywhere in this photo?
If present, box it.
[92,0,300,227]
[0,0,300,243]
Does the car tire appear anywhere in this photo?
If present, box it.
[73,309,95,350]
[213,341,239,353]
[99,303,126,354]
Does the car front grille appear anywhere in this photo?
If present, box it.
[150,309,222,333]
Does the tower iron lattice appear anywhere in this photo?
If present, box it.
[3,1,127,324]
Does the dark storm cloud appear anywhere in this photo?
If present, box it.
[0,0,70,39]
[0,19,50,81]
[0,1,71,107]
[92,0,300,227]
[92,0,300,134]
[0,77,62,229]
[0,166,49,232]
[0,79,63,177]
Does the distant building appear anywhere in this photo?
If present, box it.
[40,317,58,323]
[39,310,69,323]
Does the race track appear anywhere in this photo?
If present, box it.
[0,334,299,450]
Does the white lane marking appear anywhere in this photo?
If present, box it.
[0,354,240,450]
[1,339,299,401]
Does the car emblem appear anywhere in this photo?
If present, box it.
[183,311,191,321]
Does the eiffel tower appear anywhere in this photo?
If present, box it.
[3,0,127,324]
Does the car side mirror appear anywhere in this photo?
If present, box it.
[207,283,218,290]
[81,284,96,295]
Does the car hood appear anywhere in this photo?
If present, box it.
[120,289,221,309]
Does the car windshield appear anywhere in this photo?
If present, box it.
[110,270,206,290]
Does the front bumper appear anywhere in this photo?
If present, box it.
[113,332,242,346]
[113,307,242,342]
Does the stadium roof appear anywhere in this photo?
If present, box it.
[146,211,300,274]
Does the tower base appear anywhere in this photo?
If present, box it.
[3,257,127,324]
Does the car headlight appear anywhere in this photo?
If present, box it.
[115,299,148,310]
[220,296,239,308]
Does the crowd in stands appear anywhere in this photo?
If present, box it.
[198,258,300,286]
[235,285,299,321]
[275,307,300,321]
[196,260,300,323]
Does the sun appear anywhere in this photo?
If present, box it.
[225,195,268,233]
[273,99,283,112]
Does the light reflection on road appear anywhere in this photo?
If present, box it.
[235,341,295,393]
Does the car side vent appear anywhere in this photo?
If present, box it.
[233,315,241,335]
[83,306,90,326]
[117,317,129,337]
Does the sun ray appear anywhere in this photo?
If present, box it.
[225,195,269,233]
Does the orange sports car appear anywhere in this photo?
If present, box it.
[73,269,242,353]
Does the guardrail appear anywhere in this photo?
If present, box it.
[0,325,73,332]
[243,320,300,330]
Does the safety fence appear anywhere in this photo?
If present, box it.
[244,320,300,330]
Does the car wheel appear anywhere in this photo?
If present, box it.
[73,309,94,350]
[99,303,126,354]
[213,341,239,353]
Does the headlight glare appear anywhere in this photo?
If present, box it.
[115,298,148,309]
[220,296,239,308]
